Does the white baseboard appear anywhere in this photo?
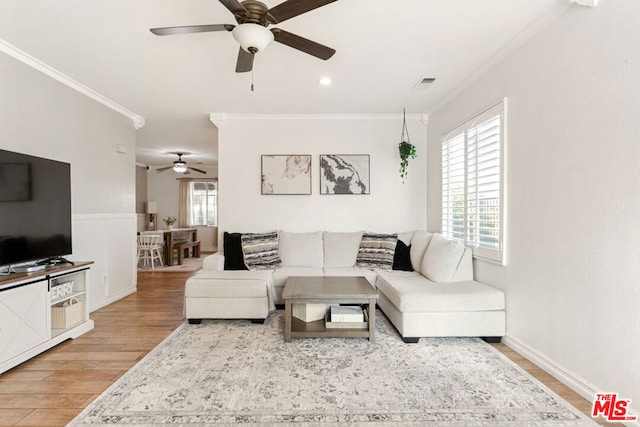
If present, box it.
[503,335,639,426]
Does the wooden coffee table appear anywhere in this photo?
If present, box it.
[282,276,378,342]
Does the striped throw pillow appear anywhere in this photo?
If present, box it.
[355,233,398,270]
[241,231,282,270]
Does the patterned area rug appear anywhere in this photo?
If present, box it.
[70,312,595,426]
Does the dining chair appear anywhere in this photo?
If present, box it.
[137,233,164,268]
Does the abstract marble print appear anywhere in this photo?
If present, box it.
[70,312,595,426]
[261,155,312,195]
[320,155,370,194]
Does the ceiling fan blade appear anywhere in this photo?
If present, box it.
[219,0,248,17]
[235,47,254,73]
[188,166,207,174]
[155,166,173,172]
[150,24,234,36]
[271,29,335,60]
[266,0,337,24]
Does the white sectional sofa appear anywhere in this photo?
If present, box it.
[185,230,506,342]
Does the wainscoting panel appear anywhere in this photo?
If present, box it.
[72,214,137,312]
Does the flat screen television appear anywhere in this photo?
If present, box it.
[0,148,72,269]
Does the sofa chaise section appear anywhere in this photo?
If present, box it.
[374,231,506,342]
[376,272,505,342]
[184,270,274,324]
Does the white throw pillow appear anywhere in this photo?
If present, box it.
[409,230,433,274]
[278,231,323,268]
[323,231,363,268]
[421,234,465,282]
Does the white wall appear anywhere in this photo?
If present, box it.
[217,115,427,236]
[147,165,219,252]
[427,1,640,409]
[0,51,137,310]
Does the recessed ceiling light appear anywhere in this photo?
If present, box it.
[319,76,332,86]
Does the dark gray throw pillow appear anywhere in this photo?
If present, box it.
[392,240,413,271]
[223,232,248,270]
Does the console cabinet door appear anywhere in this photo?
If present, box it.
[0,281,50,362]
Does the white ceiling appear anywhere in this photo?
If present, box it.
[0,0,565,166]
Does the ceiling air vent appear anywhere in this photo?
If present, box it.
[414,77,436,90]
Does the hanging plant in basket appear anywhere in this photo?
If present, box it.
[399,109,416,183]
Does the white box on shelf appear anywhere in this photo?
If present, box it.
[292,303,326,322]
[325,310,368,329]
[51,297,83,329]
[330,305,364,322]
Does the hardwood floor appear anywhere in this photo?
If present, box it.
[0,270,617,426]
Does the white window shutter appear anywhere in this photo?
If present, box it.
[441,100,506,264]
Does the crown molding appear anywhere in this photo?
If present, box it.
[0,39,145,129]
[209,113,226,128]
[570,0,599,7]
[209,113,425,122]
[429,1,571,114]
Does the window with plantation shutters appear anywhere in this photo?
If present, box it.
[441,100,506,264]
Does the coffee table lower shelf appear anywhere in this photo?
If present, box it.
[290,314,370,340]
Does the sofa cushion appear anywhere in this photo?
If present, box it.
[278,231,323,268]
[421,234,465,282]
[241,231,282,270]
[355,233,397,270]
[272,267,324,290]
[376,272,505,313]
[409,230,433,274]
[323,231,363,268]
[185,269,276,311]
[223,232,248,270]
[397,231,414,245]
[392,240,413,271]
[323,267,378,287]
[185,270,273,298]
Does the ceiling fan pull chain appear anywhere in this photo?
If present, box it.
[251,67,254,92]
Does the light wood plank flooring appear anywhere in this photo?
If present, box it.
[0,270,617,426]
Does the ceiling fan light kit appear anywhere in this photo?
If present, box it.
[150,0,338,74]
[232,23,274,53]
[156,153,206,175]
[173,161,188,173]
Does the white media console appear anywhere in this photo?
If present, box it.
[0,262,94,374]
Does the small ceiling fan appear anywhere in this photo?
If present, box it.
[156,153,206,174]
[150,0,338,73]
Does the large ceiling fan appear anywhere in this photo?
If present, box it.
[150,0,338,73]
[156,153,206,174]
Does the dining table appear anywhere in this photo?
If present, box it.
[158,227,198,266]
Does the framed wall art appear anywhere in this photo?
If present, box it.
[319,154,370,195]
[261,155,312,195]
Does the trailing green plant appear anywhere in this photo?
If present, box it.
[398,108,416,183]
[399,141,417,183]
